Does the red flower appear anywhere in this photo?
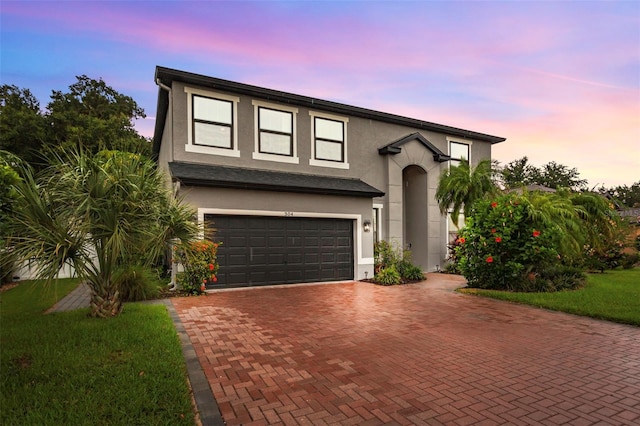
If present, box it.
[532,230,541,237]
[200,284,205,291]
[490,228,497,233]
[458,237,466,244]
[495,237,502,243]
[486,256,494,263]
[209,263,214,271]
[203,278,207,283]
[491,202,498,208]
[213,276,218,282]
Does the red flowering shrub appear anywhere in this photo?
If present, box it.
[175,239,221,295]
[455,194,579,291]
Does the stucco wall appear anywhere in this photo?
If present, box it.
[164,79,496,273]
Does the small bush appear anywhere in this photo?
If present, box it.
[374,265,402,285]
[115,265,160,302]
[373,240,424,283]
[397,259,424,281]
[620,252,640,269]
[374,240,398,273]
[175,239,220,295]
[443,262,460,274]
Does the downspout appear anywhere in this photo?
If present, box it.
[155,78,173,163]
[155,78,179,291]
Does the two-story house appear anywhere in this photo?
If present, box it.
[152,66,506,288]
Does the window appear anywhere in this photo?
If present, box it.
[448,210,465,243]
[184,87,240,157]
[252,101,298,163]
[449,141,470,167]
[193,95,232,149]
[373,204,383,243]
[447,138,471,244]
[309,112,349,169]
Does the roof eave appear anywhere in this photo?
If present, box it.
[155,66,507,144]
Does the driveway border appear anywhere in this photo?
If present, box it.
[164,299,225,426]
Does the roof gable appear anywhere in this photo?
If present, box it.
[378,133,450,163]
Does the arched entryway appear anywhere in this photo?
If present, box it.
[403,165,428,271]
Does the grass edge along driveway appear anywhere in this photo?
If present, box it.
[460,268,640,326]
[0,278,195,426]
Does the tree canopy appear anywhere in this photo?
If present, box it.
[500,156,588,191]
[0,76,149,170]
[597,182,640,208]
[0,86,47,167]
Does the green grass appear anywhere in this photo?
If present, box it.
[461,268,640,326]
[0,279,195,425]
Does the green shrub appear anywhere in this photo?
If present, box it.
[115,265,160,302]
[443,262,460,274]
[374,240,424,283]
[620,252,640,269]
[374,240,398,273]
[374,265,401,285]
[175,239,220,295]
[456,194,562,291]
[397,259,424,281]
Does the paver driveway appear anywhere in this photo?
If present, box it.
[172,274,640,425]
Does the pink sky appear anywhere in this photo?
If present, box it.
[2,1,638,187]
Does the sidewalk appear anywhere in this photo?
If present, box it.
[46,282,91,313]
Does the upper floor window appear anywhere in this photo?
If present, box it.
[449,140,470,167]
[184,87,240,157]
[193,95,232,148]
[252,101,299,164]
[309,111,349,169]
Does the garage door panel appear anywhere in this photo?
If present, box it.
[228,254,249,265]
[205,215,353,287]
[337,237,351,247]
[321,252,335,263]
[228,236,248,247]
[304,253,319,263]
[321,237,336,247]
[287,253,303,264]
[268,236,286,247]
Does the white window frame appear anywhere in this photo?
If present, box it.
[252,100,299,164]
[309,111,349,170]
[446,138,471,245]
[184,87,240,158]
[373,203,384,243]
[447,137,472,167]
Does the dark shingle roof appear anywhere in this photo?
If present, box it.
[169,162,385,198]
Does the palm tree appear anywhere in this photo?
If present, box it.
[7,149,198,317]
[569,191,620,252]
[520,189,584,257]
[436,159,498,226]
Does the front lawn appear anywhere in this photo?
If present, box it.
[0,279,195,425]
[461,268,640,326]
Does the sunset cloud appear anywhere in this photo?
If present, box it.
[2,0,637,186]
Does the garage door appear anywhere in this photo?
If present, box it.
[204,215,354,288]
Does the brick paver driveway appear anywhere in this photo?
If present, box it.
[172,274,640,425]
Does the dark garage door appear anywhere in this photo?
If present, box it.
[205,215,354,288]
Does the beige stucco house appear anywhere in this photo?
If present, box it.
[152,66,505,288]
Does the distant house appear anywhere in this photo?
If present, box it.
[152,66,506,288]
